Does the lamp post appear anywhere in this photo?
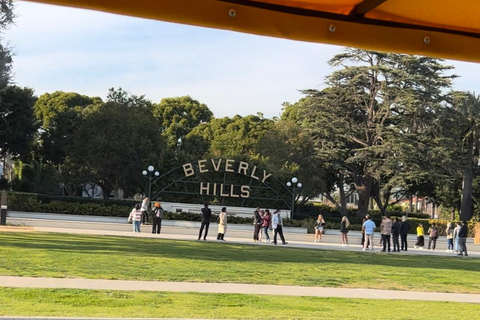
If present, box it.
[286,177,302,219]
[142,165,159,199]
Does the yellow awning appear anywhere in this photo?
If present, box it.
[23,0,480,62]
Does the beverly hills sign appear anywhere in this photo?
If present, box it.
[182,159,272,199]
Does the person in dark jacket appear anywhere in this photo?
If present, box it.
[457,221,469,257]
[198,203,212,240]
[391,217,401,252]
[151,202,164,234]
[400,216,410,251]
[253,207,263,242]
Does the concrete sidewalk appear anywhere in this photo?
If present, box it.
[1,276,480,303]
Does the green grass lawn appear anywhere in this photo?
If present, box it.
[1,288,478,320]
[1,231,479,294]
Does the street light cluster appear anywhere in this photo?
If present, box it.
[286,177,302,219]
[142,165,159,199]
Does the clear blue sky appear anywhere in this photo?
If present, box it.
[5,1,480,118]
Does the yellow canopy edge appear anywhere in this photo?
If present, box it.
[22,0,480,62]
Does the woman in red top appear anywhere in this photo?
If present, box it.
[262,209,272,243]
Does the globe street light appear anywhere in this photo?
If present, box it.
[142,165,160,199]
[286,177,302,219]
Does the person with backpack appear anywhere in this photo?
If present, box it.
[427,223,439,250]
[151,202,164,234]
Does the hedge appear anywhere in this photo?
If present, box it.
[7,192,133,217]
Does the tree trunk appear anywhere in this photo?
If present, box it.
[354,175,373,217]
[451,208,456,221]
[460,137,474,221]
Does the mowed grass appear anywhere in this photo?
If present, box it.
[1,288,479,320]
[0,231,479,293]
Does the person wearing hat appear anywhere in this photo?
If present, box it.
[152,202,164,234]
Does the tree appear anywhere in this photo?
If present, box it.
[257,120,336,206]
[448,92,480,221]
[300,49,453,216]
[0,0,14,89]
[34,91,102,164]
[153,96,213,148]
[70,89,164,198]
[0,86,37,159]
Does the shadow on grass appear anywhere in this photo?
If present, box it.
[1,232,478,273]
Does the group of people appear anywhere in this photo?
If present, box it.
[362,215,422,252]
[252,207,288,245]
[360,214,469,256]
[197,205,287,244]
[197,203,228,241]
[130,200,471,256]
[127,197,164,234]
[414,221,469,256]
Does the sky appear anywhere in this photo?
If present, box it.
[4,2,480,119]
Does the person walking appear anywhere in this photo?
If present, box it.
[340,216,350,246]
[391,217,401,252]
[400,216,410,251]
[457,221,469,257]
[198,203,212,240]
[427,223,439,250]
[454,221,462,253]
[141,197,149,225]
[217,207,227,241]
[415,223,425,249]
[253,207,263,242]
[262,209,272,243]
[446,222,455,252]
[272,209,287,245]
[314,214,325,242]
[128,203,143,233]
[151,202,164,234]
[380,215,392,252]
[362,215,376,251]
